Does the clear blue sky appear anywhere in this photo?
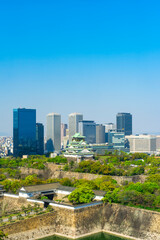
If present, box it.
[0,0,160,135]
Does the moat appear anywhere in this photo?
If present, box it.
[39,232,129,240]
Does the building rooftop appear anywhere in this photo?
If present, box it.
[19,183,106,197]
[47,113,60,116]
[72,133,85,139]
[69,113,83,116]
[20,183,61,193]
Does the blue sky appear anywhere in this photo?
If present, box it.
[0,0,160,135]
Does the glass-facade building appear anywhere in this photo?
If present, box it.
[13,108,36,157]
[104,123,116,142]
[108,130,125,151]
[116,113,132,136]
[36,123,44,155]
[78,120,96,144]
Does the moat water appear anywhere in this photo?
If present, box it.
[39,232,129,240]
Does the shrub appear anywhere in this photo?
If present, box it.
[68,187,95,204]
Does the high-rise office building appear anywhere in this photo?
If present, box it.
[36,123,44,155]
[96,124,105,144]
[156,135,160,152]
[104,123,116,142]
[104,123,116,132]
[108,130,125,151]
[78,120,96,144]
[13,108,36,157]
[126,134,156,154]
[61,123,68,141]
[68,113,83,142]
[46,113,61,152]
[116,113,132,135]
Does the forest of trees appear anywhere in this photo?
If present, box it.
[0,152,159,210]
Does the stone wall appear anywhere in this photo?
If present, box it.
[1,208,76,240]
[20,163,147,185]
[0,196,43,213]
[103,204,160,240]
[1,203,160,240]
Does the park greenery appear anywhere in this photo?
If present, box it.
[0,152,160,211]
[64,152,160,176]
[0,152,159,179]
[68,187,95,204]
[103,175,160,210]
[0,231,6,240]
[0,155,67,179]
[0,172,159,211]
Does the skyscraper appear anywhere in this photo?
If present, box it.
[96,124,105,144]
[116,113,132,135]
[68,113,83,142]
[104,123,116,142]
[61,123,68,142]
[46,113,61,152]
[108,130,125,151]
[104,123,116,132]
[13,108,36,157]
[78,120,96,144]
[36,123,44,155]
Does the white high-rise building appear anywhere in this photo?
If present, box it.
[156,135,160,152]
[68,113,83,142]
[46,113,61,152]
[104,123,116,133]
[104,123,116,142]
[126,134,156,155]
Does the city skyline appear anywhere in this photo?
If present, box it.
[0,1,160,135]
[1,109,160,137]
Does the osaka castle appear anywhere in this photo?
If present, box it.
[63,133,94,160]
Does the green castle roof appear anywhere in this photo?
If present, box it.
[72,133,85,139]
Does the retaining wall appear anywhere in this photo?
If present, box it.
[1,202,160,240]
[20,163,147,185]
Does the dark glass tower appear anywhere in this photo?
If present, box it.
[13,108,36,157]
[116,113,132,136]
[78,120,96,144]
[36,123,44,155]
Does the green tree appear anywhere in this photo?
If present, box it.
[0,230,7,240]
[118,190,143,205]
[60,178,73,186]
[73,179,97,190]
[68,187,95,204]
[103,188,120,203]
[146,174,160,185]
[0,174,6,181]
[154,195,160,208]
[41,196,48,200]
